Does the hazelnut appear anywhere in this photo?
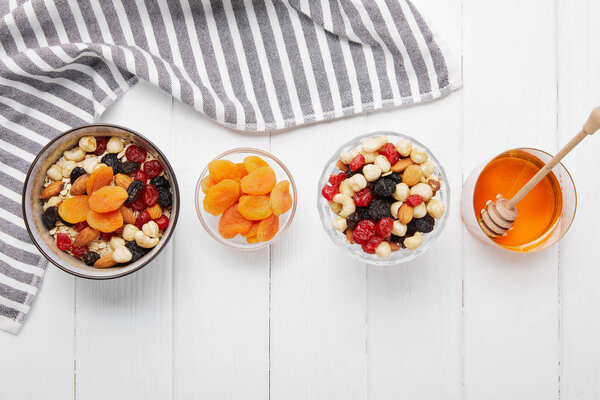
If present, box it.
[410,146,428,164]
[374,155,391,173]
[427,199,446,219]
[79,136,97,153]
[106,137,124,153]
[363,164,382,182]
[413,203,427,218]
[395,139,412,157]
[393,183,410,201]
[47,164,62,181]
[375,242,392,259]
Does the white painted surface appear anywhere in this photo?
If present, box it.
[2,1,600,399]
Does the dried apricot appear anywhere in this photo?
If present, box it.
[241,222,259,238]
[218,204,253,239]
[246,236,260,244]
[86,165,113,195]
[240,166,276,195]
[86,209,123,233]
[257,214,279,242]
[201,175,215,194]
[88,186,128,213]
[236,163,248,178]
[204,179,240,216]
[243,155,269,173]
[238,195,273,220]
[58,195,90,223]
[270,180,293,216]
[208,160,242,183]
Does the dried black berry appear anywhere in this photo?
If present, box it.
[405,222,417,237]
[42,206,60,230]
[346,212,362,230]
[386,172,402,184]
[150,176,170,190]
[82,251,101,266]
[101,153,121,174]
[157,189,172,208]
[119,161,139,175]
[126,180,145,203]
[409,214,435,233]
[372,178,396,198]
[69,167,86,183]
[125,241,148,262]
[367,199,392,221]
[390,235,406,248]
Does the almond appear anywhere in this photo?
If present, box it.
[391,158,413,173]
[336,159,348,172]
[40,181,64,199]
[73,227,99,247]
[346,229,354,244]
[94,253,117,269]
[119,205,136,225]
[397,203,414,225]
[115,173,133,190]
[390,242,402,252]
[146,204,162,219]
[402,165,423,186]
[70,174,90,195]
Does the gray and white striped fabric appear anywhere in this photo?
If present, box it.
[0,0,460,333]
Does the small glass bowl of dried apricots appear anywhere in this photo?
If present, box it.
[195,148,297,250]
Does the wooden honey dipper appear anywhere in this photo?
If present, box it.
[480,106,600,238]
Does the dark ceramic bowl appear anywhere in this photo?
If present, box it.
[22,124,180,279]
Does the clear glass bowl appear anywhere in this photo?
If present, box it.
[195,148,297,250]
[317,132,450,266]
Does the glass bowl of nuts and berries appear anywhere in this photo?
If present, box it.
[318,132,449,265]
[195,148,297,250]
[22,124,179,279]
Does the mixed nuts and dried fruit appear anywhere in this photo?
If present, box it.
[201,155,293,243]
[40,135,173,268]
[321,135,446,259]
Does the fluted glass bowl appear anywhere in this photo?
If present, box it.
[317,132,450,265]
[195,148,297,250]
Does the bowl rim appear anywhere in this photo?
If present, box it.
[195,147,298,250]
[21,123,181,280]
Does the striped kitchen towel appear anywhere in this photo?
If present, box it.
[0,0,460,333]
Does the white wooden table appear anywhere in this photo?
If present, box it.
[3,1,600,399]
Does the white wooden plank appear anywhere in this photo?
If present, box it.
[75,83,174,400]
[0,267,74,399]
[171,101,270,399]
[462,1,559,399]
[270,116,368,400]
[557,1,600,398]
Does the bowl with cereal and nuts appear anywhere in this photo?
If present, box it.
[318,132,449,265]
[22,124,179,279]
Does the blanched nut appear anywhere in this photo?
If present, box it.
[374,155,391,173]
[338,179,354,197]
[362,135,388,153]
[393,183,410,201]
[392,220,407,236]
[331,217,347,232]
[43,196,62,211]
[107,137,124,154]
[395,139,412,157]
[361,151,378,164]
[410,146,428,164]
[420,160,435,178]
[47,164,63,181]
[375,241,392,259]
[329,201,343,215]
[64,147,86,162]
[391,201,402,219]
[112,246,133,263]
[122,224,139,241]
[340,148,359,164]
[142,221,159,238]
[413,203,427,218]
[109,237,125,250]
[404,232,423,250]
[332,193,356,218]
[134,230,159,249]
[362,164,382,182]
[427,199,446,219]
[410,182,434,202]
[348,174,367,192]
[79,136,97,153]
[81,156,99,174]
[61,160,77,178]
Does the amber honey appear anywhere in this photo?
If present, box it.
[473,150,563,251]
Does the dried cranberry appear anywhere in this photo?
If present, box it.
[125,145,147,164]
[133,170,148,183]
[379,143,400,165]
[154,215,169,230]
[74,221,88,232]
[362,236,383,254]
[321,184,338,201]
[72,245,88,259]
[100,231,113,241]
[353,187,373,207]
[94,137,107,156]
[128,198,146,211]
[56,233,72,251]
[143,160,163,179]
[353,220,376,244]
[405,194,423,207]
[141,184,159,207]
[136,210,152,229]
[349,154,365,172]
[328,172,347,189]
[376,218,394,238]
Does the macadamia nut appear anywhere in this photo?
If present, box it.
[47,164,62,181]
[107,137,124,154]
[393,183,410,201]
[420,160,435,178]
[375,241,392,259]
[410,146,428,164]
[79,136,97,153]
[331,217,347,232]
[404,232,423,250]
[410,183,433,202]
[363,164,382,182]
[340,148,359,164]
[348,174,367,192]
[361,151,378,164]
[395,139,412,157]
[374,155,391,173]
[427,199,446,219]
[413,203,427,218]
[362,135,387,152]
